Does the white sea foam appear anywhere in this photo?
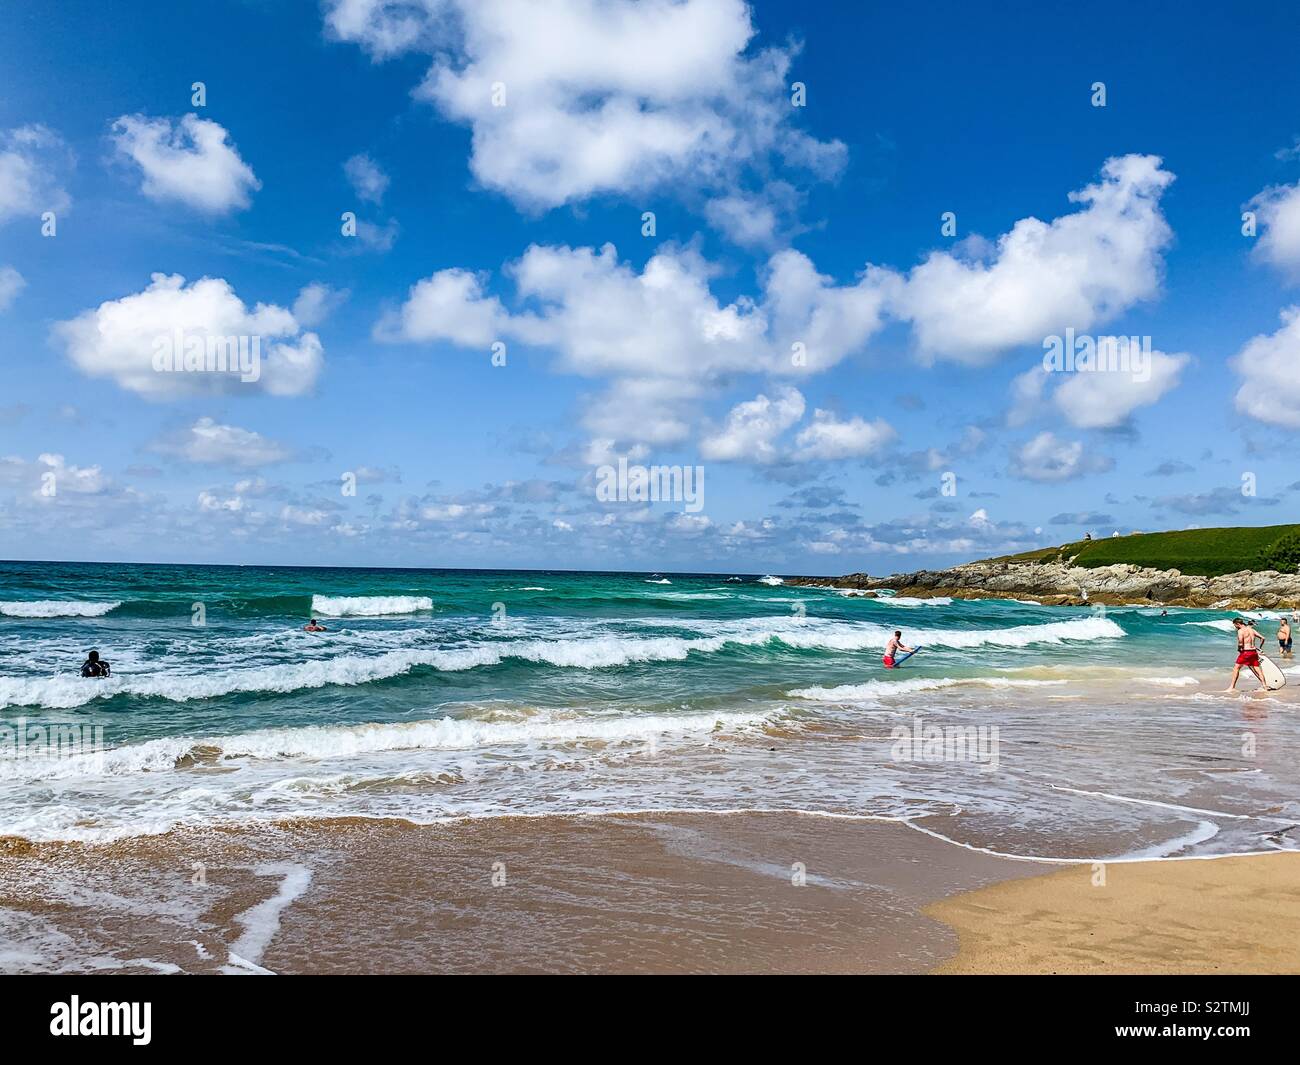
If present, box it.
[311,595,433,616]
[1189,619,1237,632]
[0,615,1127,710]
[879,596,953,606]
[219,863,313,975]
[1140,676,1199,687]
[758,575,784,585]
[0,706,782,784]
[790,677,1068,701]
[0,600,120,618]
[774,615,1125,651]
[644,578,672,585]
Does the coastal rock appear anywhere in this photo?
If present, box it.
[790,561,1300,610]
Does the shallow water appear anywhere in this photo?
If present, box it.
[1,560,1297,858]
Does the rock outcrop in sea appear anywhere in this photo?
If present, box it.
[789,560,1300,610]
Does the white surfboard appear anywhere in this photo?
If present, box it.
[1258,653,1287,691]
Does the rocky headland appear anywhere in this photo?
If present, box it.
[788,560,1300,610]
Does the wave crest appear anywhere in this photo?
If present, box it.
[311,595,433,616]
[0,601,120,618]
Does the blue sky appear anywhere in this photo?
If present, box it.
[1,0,1299,573]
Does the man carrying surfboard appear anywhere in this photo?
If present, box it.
[1225,618,1268,691]
[883,630,914,669]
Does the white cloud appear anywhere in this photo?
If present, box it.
[1006,366,1048,427]
[582,378,699,446]
[890,155,1175,362]
[292,283,349,328]
[111,114,260,213]
[700,386,805,462]
[325,0,845,213]
[792,409,895,461]
[54,273,324,398]
[281,505,330,526]
[1231,306,1300,428]
[1247,179,1300,276]
[344,152,390,204]
[355,217,399,251]
[1050,347,1189,428]
[703,184,801,248]
[0,125,70,223]
[1011,431,1113,482]
[378,268,506,347]
[378,242,889,448]
[0,265,24,311]
[149,417,295,468]
[419,501,495,521]
[0,453,111,499]
[199,489,245,513]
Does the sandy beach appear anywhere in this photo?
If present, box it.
[930,850,1300,974]
[1,811,1295,974]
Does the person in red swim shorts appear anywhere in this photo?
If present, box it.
[1225,618,1267,692]
[883,630,913,669]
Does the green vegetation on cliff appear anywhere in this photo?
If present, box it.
[989,524,1300,578]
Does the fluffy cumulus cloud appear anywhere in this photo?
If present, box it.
[0,124,71,222]
[324,0,845,212]
[148,417,295,468]
[378,242,890,449]
[111,114,260,213]
[25,453,108,496]
[0,265,24,312]
[890,155,1175,362]
[53,273,324,398]
[1050,348,1188,429]
[700,386,805,461]
[1231,306,1300,428]
[376,154,1175,458]
[1009,341,1190,430]
[1247,178,1300,276]
[344,152,390,204]
[792,409,895,461]
[1011,431,1114,482]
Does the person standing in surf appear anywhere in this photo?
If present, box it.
[1225,618,1267,691]
[79,649,111,678]
[1279,616,1293,660]
[883,630,913,669]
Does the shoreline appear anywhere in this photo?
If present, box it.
[2,811,1297,974]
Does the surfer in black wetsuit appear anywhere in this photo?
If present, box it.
[80,650,111,678]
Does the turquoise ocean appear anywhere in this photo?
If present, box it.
[2,560,1297,859]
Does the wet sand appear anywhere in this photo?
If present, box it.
[0,812,1042,974]
[929,851,1300,974]
[2,813,1295,974]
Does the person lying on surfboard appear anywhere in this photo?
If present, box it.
[883,630,914,669]
[1225,618,1267,692]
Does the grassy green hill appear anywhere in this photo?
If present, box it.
[987,524,1300,578]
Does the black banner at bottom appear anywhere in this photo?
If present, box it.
[1,974,1294,1051]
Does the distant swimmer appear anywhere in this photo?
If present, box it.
[1225,618,1267,692]
[1160,609,1169,617]
[303,619,328,632]
[1279,617,1293,660]
[79,649,111,678]
[883,630,913,669]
